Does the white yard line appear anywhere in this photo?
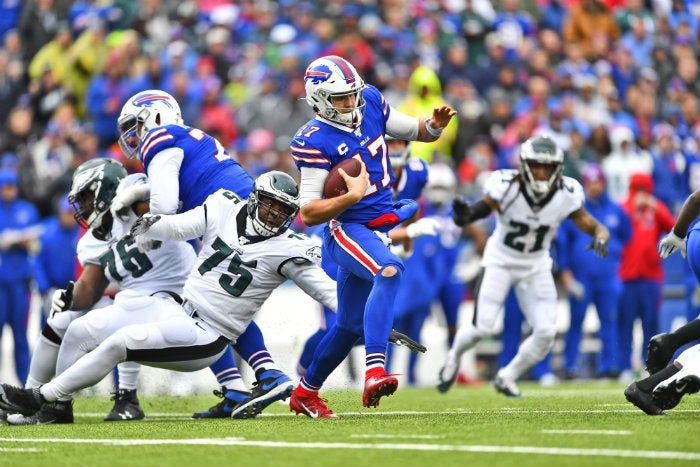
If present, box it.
[542,429,633,435]
[0,447,43,452]
[350,434,443,439]
[0,437,698,461]
[73,407,700,418]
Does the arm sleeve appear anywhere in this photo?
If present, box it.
[147,147,184,215]
[385,107,420,141]
[141,204,208,242]
[281,261,338,312]
[299,166,329,207]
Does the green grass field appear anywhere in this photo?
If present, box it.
[1,381,698,467]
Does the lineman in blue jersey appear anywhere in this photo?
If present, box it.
[437,136,611,397]
[289,55,456,418]
[114,90,293,419]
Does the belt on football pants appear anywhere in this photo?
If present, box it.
[150,290,184,304]
[181,298,199,318]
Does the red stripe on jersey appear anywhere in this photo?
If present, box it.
[291,154,330,164]
[141,134,174,165]
[290,145,323,155]
[142,128,168,147]
[332,225,381,274]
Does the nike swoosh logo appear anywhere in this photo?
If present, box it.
[261,381,278,391]
[675,381,687,393]
[300,402,318,418]
[293,139,306,146]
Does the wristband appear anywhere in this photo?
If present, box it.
[425,118,444,137]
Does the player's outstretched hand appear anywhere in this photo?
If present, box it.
[452,197,471,226]
[51,281,74,316]
[431,105,457,129]
[658,231,686,259]
[130,214,161,237]
[407,217,441,239]
[586,238,609,258]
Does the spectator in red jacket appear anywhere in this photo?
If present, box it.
[617,172,675,383]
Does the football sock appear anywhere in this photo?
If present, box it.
[304,325,361,388]
[234,321,280,372]
[364,268,402,357]
[208,348,244,389]
[115,361,140,391]
[298,328,328,376]
[25,335,60,388]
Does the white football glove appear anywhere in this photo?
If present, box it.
[130,214,161,237]
[658,231,686,259]
[373,230,392,247]
[390,243,413,259]
[51,281,74,316]
[110,184,150,222]
[406,217,441,239]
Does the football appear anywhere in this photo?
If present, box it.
[323,158,362,198]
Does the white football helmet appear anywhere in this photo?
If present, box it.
[519,135,564,196]
[304,55,366,127]
[425,162,457,207]
[386,136,411,169]
[117,90,183,160]
[247,171,300,237]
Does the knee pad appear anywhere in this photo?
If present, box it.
[532,326,557,347]
[471,325,490,340]
[45,311,81,340]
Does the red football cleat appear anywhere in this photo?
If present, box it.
[362,372,399,408]
[289,391,338,419]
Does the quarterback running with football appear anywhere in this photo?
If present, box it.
[437,135,610,397]
[289,55,456,418]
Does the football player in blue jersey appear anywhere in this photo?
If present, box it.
[114,90,294,418]
[295,137,437,377]
[386,161,478,385]
[289,55,456,418]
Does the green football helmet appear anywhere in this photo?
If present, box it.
[519,135,564,196]
[69,158,127,238]
[247,171,300,237]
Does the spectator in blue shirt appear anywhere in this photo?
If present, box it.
[0,168,41,384]
[33,195,80,328]
[556,163,632,378]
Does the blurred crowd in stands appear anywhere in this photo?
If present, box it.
[2,0,700,385]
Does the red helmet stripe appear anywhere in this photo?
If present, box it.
[134,94,173,105]
[326,56,355,84]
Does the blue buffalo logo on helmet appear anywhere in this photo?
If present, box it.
[304,64,333,85]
